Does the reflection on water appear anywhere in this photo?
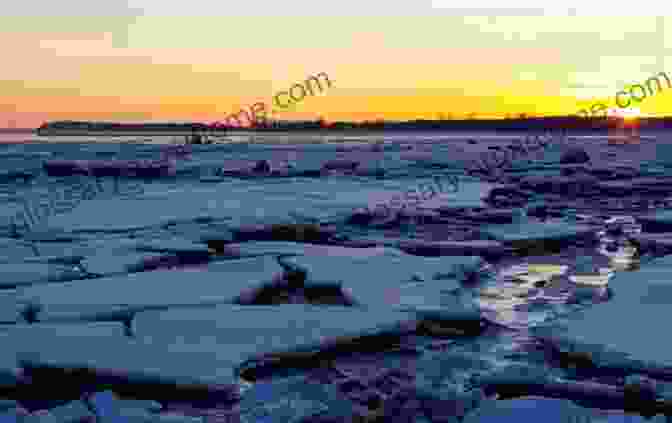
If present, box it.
[476,214,644,330]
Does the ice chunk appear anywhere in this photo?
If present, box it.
[18,256,283,322]
[133,304,418,362]
[280,254,483,306]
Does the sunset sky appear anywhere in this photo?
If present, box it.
[1,1,671,127]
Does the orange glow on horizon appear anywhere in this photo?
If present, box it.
[2,14,671,128]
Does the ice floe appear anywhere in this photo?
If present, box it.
[15,256,284,322]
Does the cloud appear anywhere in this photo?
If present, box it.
[121,0,434,16]
[4,0,142,16]
[8,0,669,17]
[431,0,672,15]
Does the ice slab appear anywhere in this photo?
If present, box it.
[42,179,490,233]
[43,159,174,178]
[39,186,298,232]
[0,291,22,324]
[80,237,210,276]
[0,239,38,262]
[81,250,156,276]
[133,304,418,364]
[218,241,400,259]
[0,262,85,288]
[417,180,493,211]
[132,238,210,255]
[279,253,483,307]
[393,287,484,335]
[533,255,672,373]
[397,240,511,258]
[17,256,283,322]
[282,253,484,283]
[0,323,125,388]
[480,222,595,244]
[2,323,240,390]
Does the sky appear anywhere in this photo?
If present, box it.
[1,1,671,127]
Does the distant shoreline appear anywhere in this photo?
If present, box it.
[35,116,672,136]
[32,128,672,137]
[35,130,214,136]
[0,128,36,134]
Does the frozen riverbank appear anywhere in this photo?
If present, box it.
[0,133,671,422]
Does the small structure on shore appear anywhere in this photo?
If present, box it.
[186,132,213,145]
[185,126,214,145]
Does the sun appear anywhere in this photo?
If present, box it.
[610,107,642,120]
